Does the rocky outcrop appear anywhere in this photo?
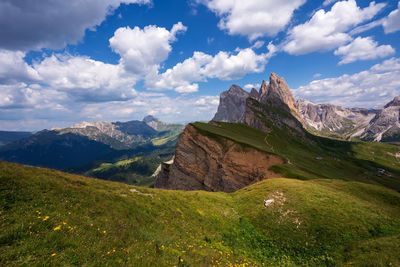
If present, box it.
[240,73,305,135]
[297,96,400,142]
[212,73,304,133]
[244,98,305,135]
[298,99,376,136]
[212,85,249,123]
[155,124,284,192]
[359,97,400,142]
[249,88,259,99]
[259,73,303,123]
[143,115,165,131]
[385,96,400,108]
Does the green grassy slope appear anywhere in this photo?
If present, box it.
[193,121,400,192]
[1,161,400,266]
[84,155,170,187]
[151,124,184,146]
[79,143,176,186]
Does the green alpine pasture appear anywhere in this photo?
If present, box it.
[1,161,400,266]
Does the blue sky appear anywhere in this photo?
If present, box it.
[0,0,400,130]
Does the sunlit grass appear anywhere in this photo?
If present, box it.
[1,161,400,266]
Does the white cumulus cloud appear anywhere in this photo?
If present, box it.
[146,48,270,93]
[34,54,137,102]
[197,0,306,40]
[295,57,400,108]
[0,50,40,84]
[109,22,187,75]
[383,1,400,33]
[283,0,386,55]
[334,36,395,65]
[0,0,151,51]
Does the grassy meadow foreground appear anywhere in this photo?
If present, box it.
[1,161,400,266]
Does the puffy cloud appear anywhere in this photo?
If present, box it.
[323,0,337,6]
[294,57,400,108]
[146,48,270,93]
[197,0,306,40]
[195,96,220,106]
[0,83,29,108]
[383,1,400,33]
[146,51,211,93]
[244,83,260,89]
[283,0,385,55]
[251,41,265,49]
[0,50,40,84]
[0,0,151,51]
[33,54,137,102]
[371,57,400,72]
[334,37,395,65]
[109,22,186,74]
[203,48,268,79]
[0,83,67,110]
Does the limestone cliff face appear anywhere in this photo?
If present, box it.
[154,124,284,192]
[360,97,400,141]
[212,85,249,123]
[297,99,376,136]
[244,98,305,136]
[259,73,303,123]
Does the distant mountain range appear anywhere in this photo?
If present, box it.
[212,74,400,143]
[0,116,183,178]
[0,131,32,146]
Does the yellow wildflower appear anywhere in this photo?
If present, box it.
[107,251,110,255]
[90,224,93,227]
[43,216,49,221]
[103,230,107,234]
[180,258,183,262]
[53,225,62,231]
[51,253,56,257]
[62,222,67,225]
[113,249,116,252]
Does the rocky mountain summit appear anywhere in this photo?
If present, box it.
[213,72,304,134]
[212,84,249,122]
[358,96,400,142]
[299,97,400,142]
[213,72,303,127]
[257,73,303,122]
[298,99,376,137]
[60,118,157,149]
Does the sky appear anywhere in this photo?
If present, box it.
[1,0,400,131]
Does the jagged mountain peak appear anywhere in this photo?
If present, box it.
[384,96,400,108]
[226,84,248,96]
[143,115,160,123]
[259,72,302,122]
[249,88,259,99]
[212,72,303,127]
[259,80,269,97]
[212,85,249,123]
